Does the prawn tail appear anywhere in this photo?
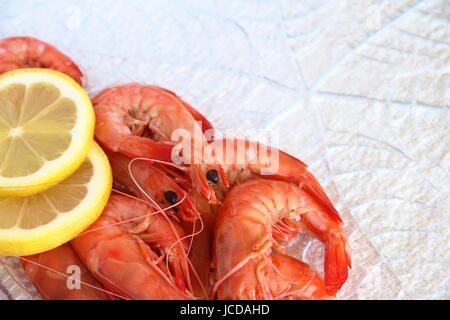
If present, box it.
[300,170,343,224]
[324,232,352,295]
[118,136,173,162]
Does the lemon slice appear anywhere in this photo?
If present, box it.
[0,68,95,197]
[0,142,112,256]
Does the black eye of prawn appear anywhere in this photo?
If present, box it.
[206,169,219,184]
[164,190,178,205]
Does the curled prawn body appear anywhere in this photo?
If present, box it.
[21,243,110,300]
[92,84,225,204]
[200,138,351,293]
[93,84,209,163]
[212,179,348,299]
[72,195,192,300]
[0,37,84,85]
[107,151,214,298]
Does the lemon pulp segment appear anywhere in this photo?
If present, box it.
[0,142,112,256]
[0,69,95,197]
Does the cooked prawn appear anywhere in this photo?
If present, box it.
[72,195,193,299]
[106,151,213,298]
[92,84,206,162]
[92,84,225,203]
[20,243,111,300]
[211,179,350,299]
[0,36,83,85]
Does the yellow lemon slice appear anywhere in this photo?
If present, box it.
[0,68,95,197]
[0,142,112,256]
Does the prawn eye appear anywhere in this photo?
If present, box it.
[164,190,178,204]
[206,169,219,184]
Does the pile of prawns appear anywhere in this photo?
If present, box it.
[0,37,351,300]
